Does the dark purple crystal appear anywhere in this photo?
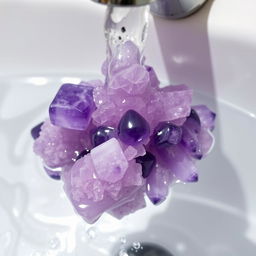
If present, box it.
[49,83,95,131]
[76,149,91,161]
[153,122,182,147]
[91,126,116,147]
[181,109,202,159]
[185,109,201,134]
[31,122,44,140]
[186,172,199,182]
[136,151,156,178]
[118,110,150,146]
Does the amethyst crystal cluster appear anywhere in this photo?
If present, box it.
[32,41,216,224]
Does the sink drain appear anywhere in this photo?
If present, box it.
[119,243,173,256]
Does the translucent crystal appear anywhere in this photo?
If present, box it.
[49,83,96,131]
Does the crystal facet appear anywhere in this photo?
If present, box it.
[146,165,170,205]
[193,105,216,131]
[49,83,96,130]
[118,110,150,146]
[91,138,129,183]
[153,122,182,147]
[33,119,88,168]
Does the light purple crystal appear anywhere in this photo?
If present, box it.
[91,138,128,183]
[146,165,170,205]
[193,105,216,131]
[108,41,140,76]
[122,160,144,187]
[49,83,96,130]
[198,129,215,157]
[154,85,193,122]
[109,64,150,95]
[33,119,89,168]
[62,160,145,223]
[123,146,138,161]
[109,187,146,219]
[146,65,160,89]
[161,145,198,183]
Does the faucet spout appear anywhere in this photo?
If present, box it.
[92,0,153,6]
[92,0,208,19]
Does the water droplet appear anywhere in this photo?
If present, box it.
[133,241,141,250]
[48,237,60,250]
[120,237,126,244]
[86,227,97,240]
[119,249,129,256]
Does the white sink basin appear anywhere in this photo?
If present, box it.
[0,0,256,255]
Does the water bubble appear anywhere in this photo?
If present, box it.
[120,237,127,245]
[48,237,60,250]
[133,241,141,250]
[86,227,97,240]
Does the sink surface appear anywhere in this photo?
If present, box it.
[0,0,256,255]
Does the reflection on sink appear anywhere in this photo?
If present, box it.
[0,0,256,255]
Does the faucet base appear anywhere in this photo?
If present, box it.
[150,0,208,19]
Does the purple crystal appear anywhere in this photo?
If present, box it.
[49,83,96,130]
[31,122,44,140]
[146,65,160,88]
[186,109,201,133]
[33,119,88,168]
[62,158,145,223]
[91,138,128,183]
[193,105,216,131]
[35,40,217,224]
[109,64,150,95]
[124,146,138,161]
[108,41,140,76]
[153,122,182,147]
[91,126,116,147]
[180,107,215,159]
[146,165,170,205]
[181,125,202,159]
[154,85,193,122]
[122,160,144,187]
[136,151,156,178]
[198,129,215,157]
[118,109,150,146]
[160,145,198,183]
[109,187,146,219]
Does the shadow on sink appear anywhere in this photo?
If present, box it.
[115,1,256,255]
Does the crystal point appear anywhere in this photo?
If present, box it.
[118,109,150,146]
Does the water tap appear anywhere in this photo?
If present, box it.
[92,0,208,19]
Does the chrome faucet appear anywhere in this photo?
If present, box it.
[92,0,208,19]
